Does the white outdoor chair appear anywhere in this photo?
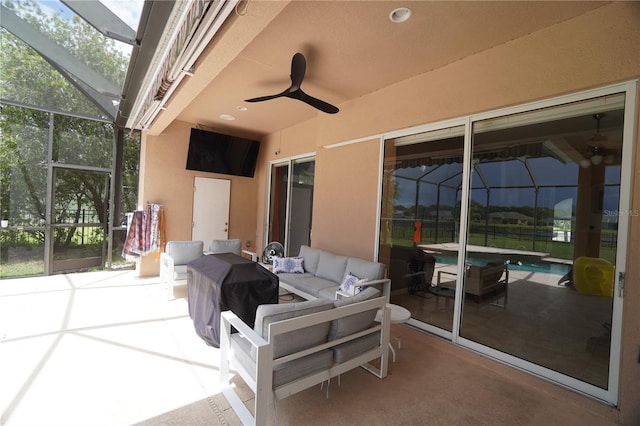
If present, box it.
[160,240,204,299]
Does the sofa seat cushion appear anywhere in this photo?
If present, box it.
[254,299,334,358]
[316,251,348,284]
[318,286,340,300]
[230,334,333,388]
[280,276,338,298]
[332,332,380,363]
[276,272,314,284]
[298,245,322,275]
[328,287,381,341]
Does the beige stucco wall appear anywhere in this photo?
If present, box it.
[138,2,639,423]
[137,120,258,276]
[251,2,640,423]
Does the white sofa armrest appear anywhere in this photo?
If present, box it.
[241,249,258,262]
[220,311,271,426]
[159,252,175,282]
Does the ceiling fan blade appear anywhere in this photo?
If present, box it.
[245,52,339,114]
[245,88,289,103]
[290,52,306,91]
[297,89,339,114]
[245,94,282,103]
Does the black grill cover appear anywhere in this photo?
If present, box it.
[187,253,279,347]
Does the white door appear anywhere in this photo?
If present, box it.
[192,177,230,244]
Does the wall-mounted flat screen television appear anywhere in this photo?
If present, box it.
[186,128,260,177]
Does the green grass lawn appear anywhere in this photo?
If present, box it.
[392,231,616,264]
[0,259,45,278]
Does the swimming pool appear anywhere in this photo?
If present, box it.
[434,254,572,276]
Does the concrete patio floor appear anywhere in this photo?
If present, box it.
[0,270,620,425]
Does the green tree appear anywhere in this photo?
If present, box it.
[1,0,139,263]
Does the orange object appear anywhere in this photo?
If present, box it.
[413,221,421,244]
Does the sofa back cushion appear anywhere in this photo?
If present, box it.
[209,239,241,255]
[298,245,321,275]
[316,251,348,284]
[328,287,381,341]
[165,241,203,265]
[344,257,386,282]
[254,299,334,358]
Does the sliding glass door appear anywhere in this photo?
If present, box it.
[378,83,634,403]
[266,157,315,256]
[460,93,625,395]
[380,124,465,335]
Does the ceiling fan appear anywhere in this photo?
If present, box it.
[245,52,339,114]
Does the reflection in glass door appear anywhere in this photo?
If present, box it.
[379,125,465,335]
[378,84,632,403]
[267,162,288,248]
[267,157,315,256]
[460,94,626,393]
[51,167,109,273]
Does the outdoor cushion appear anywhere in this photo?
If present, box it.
[316,251,348,284]
[298,245,321,275]
[273,350,333,387]
[209,239,241,255]
[337,272,367,296]
[230,333,333,387]
[276,272,314,283]
[344,257,386,282]
[165,240,203,264]
[173,264,188,280]
[318,287,341,300]
[332,332,381,363]
[273,256,305,274]
[254,299,334,358]
[328,287,381,341]
[282,276,338,298]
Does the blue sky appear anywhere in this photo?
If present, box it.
[35,0,143,30]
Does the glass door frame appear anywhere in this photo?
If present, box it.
[380,116,470,342]
[377,80,637,405]
[264,153,316,256]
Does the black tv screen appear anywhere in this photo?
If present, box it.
[186,128,260,177]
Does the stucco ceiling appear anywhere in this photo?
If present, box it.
[151,1,607,138]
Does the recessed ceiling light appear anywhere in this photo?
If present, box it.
[389,7,411,23]
[236,105,248,111]
[220,114,235,121]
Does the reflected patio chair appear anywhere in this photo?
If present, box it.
[435,261,509,306]
[160,240,204,299]
[389,245,436,294]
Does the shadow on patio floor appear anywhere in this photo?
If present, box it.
[0,270,619,425]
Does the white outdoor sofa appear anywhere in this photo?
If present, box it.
[220,287,391,425]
